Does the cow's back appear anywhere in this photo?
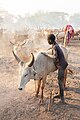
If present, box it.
[34,52,57,76]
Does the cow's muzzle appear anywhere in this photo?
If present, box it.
[18,88,23,90]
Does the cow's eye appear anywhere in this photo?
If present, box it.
[24,74,28,77]
[33,70,37,76]
[34,73,36,76]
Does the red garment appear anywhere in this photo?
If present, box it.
[65,25,74,43]
[65,24,74,36]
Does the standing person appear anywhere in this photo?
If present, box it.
[47,34,68,102]
[64,24,74,46]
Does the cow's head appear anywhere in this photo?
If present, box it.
[19,66,34,90]
[12,50,36,90]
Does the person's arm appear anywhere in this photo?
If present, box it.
[42,45,55,58]
[47,46,52,51]
[52,46,58,58]
[53,46,61,68]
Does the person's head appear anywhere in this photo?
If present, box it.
[47,34,56,45]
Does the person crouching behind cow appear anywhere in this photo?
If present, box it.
[47,34,68,103]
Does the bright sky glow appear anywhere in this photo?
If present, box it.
[0,0,80,16]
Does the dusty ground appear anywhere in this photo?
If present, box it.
[0,36,80,120]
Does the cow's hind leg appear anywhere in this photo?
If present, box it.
[36,79,41,97]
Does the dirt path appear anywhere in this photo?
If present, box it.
[0,39,80,120]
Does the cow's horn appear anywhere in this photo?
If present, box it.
[28,53,34,67]
[21,40,26,46]
[9,41,15,45]
[12,50,22,63]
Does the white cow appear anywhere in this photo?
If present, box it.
[56,31,65,42]
[56,31,69,47]
[10,38,50,63]
[12,46,68,103]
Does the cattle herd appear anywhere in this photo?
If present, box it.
[0,27,80,119]
[9,28,79,104]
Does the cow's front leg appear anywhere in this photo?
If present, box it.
[40,78,46,103]
[36,79,41,97]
